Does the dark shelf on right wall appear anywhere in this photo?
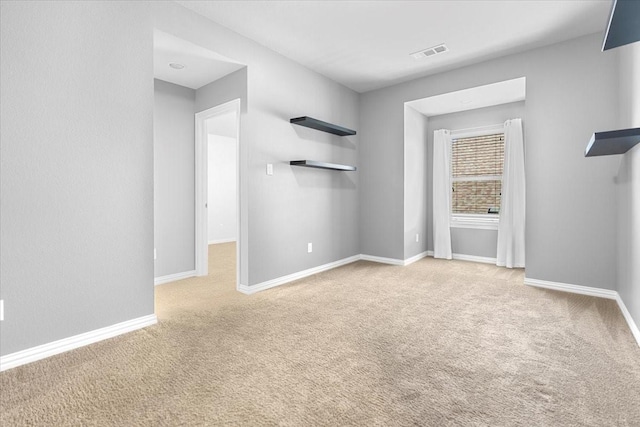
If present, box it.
[602,0,640,51]
[585,127,640,157]
[290,116,356,136]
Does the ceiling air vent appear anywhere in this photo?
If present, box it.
[411,44,448,59]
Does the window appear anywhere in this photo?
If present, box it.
[450,128,504,229]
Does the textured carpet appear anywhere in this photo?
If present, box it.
[1,243,639,426]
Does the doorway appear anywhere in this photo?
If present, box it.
[195,99,241,287]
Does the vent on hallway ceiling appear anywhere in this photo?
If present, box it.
[411,44,448,59]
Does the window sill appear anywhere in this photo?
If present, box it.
[450,215,499,230]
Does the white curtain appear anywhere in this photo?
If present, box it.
[497,118,525,268]
[433,129,452,259]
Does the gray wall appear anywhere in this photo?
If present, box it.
[195,68,248,114]
[359,89,404,260]
[1,0,360,357]
[0,1,154,355]
[360,33,620,290]
[153,79,196,278]
[245,66,359,285]
[451,229,499,259]
[2,0,630,359]
[155,69,247,279]
[425,101,526,259]
[403,106,429,259]
[158,11,360,286]
[616,42,640,329]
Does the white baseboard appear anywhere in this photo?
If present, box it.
[208,238,236,245]
[403,251,430,266]
[240,253,427,295]
[360,254,404,266]
[452,253,497,265]
[426,251,497,265]
[524,277,617,299]
[361,253,429,266]
[239,251,428,295]
[238,255,361,295]
[0,314,157,372]
[615,294,640,347]
[525,277,639,347]
[154,270,196,286]
[239,250,494,295]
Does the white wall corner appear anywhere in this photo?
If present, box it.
[525,277,639,347]
[403,251,430,266]
[615,294,640,347]
[0,314,157,372]
[237,284,253,295]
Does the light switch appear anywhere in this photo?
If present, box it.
[266,163,273,175]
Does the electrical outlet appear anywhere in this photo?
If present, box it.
[308,242,313,253]
[0,300,4,321]
[266,163,273,175]
[416,233,419,242]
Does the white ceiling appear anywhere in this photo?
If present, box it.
[154,29,245,90]
[176,0,611,93]
[407,77,526,117]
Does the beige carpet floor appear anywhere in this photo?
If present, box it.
[1,242,639,426]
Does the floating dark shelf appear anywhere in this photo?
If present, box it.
[290,160,356,171]
[290,116,356,136]
[602,0,640,51]
[585,127,640,157]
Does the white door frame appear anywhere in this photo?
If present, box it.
[194,98,241,284]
